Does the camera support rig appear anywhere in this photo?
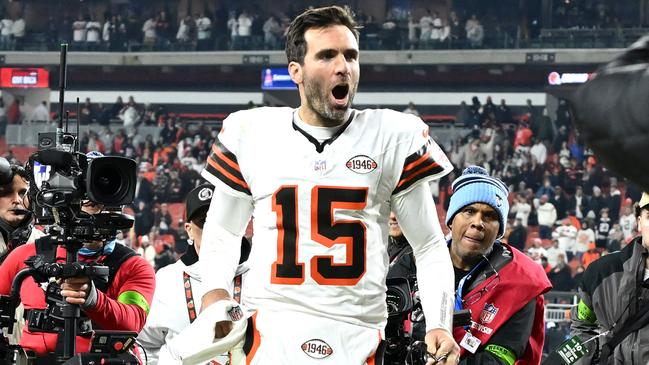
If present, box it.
[1,43,139,365]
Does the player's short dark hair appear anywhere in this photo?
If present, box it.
[285,5,359,65]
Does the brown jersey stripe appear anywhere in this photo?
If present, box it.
[212,143,242,173]
[394,140,446,195]
[393,161,445,195]
[205,158,251,195]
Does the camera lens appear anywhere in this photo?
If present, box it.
[93,166,122,197]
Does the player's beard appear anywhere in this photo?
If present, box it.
[303,74,357,125]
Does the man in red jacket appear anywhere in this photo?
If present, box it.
[446,166,552,365]
[0,199,155,358]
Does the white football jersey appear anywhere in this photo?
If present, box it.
[201,107,452,329]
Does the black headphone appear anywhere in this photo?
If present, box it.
[0,157,13,186]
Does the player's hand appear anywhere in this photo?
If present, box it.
[201,288,234,339]
[424,329,460,364]
[60,276,93,306]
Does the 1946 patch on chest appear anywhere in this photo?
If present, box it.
[346,155,378,174]
[301,339,334,359]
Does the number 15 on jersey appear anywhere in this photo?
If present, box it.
[271,185,368,286]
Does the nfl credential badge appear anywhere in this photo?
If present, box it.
[480,303,499,324]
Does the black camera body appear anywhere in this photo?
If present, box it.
[28,132,137,241]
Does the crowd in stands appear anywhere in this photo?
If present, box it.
[0,92,642,286]
[0,1,645,51]
[439,95,641,297]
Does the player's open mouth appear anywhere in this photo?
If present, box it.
[331,83,349,105]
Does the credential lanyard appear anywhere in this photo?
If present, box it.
[454,259,487,311]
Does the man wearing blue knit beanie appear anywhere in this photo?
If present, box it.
[444,166,552,365]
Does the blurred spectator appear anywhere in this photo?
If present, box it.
[589,185,606,219]
[514,121,533,149]
[85,15,101,51]
[406,14,418,49]
[569,185,590,220]
[119,98,140,134]
[111,96,124,118]
[72,14,87,49]
[595,208,612,248]
[142,14,157,50]
[30,101,49,123]
[155,10,173,50]
[495,99,512,124]
[418,10,433,48]
[530,138,547,165]
[511,193,532,227]
[536,176,554,200]
[608,180,622,222]
[235,10,253,49]
[159,117,180,145]
[619,205,637,241]
[138,235,156,267]
[0,15,12,50]
[465,14,484,48]
[550,185,569,220]
[447,11,463,46]
[176,14,196,50]
[11,14,25,50]
[547,253,573,291]
[575,220,595,262]
[134,200,154,238]
[402,101,419,116]
[227,12,238,50]
[154,243,176,271]
[154,203,173,235]
[508,217,528,252]
[546,239,568,268]
[581,242,600,269]
[536,194,558,239]
[526,238,547,265]
[136,168,155,204]
[553,218,577,261]
[455,101,471,125]
[79,97,96,125]
[196,12,212,50]
[429,11,444,47]
[263,15,281,50]
[606,223,624,252]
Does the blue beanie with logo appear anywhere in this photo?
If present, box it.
[445,166,510,238]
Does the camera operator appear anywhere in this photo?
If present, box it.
[387,212,416,280]
[138,184,251,364]
[443,166,551,365]
[568,192,649,364]
[0,157,45,346]
[0,157,44,263]
[0,153,155,360]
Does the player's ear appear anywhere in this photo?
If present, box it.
[289,61,302,84]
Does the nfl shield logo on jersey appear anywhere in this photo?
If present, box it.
[480,303,499,324]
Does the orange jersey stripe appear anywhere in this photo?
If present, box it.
[246,312,261,364]
[397,161,440,188]
[207,156,250,190]
[212,143,242,173]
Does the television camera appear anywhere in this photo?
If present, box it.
[384,276,472,365]
[0,44,139,365]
